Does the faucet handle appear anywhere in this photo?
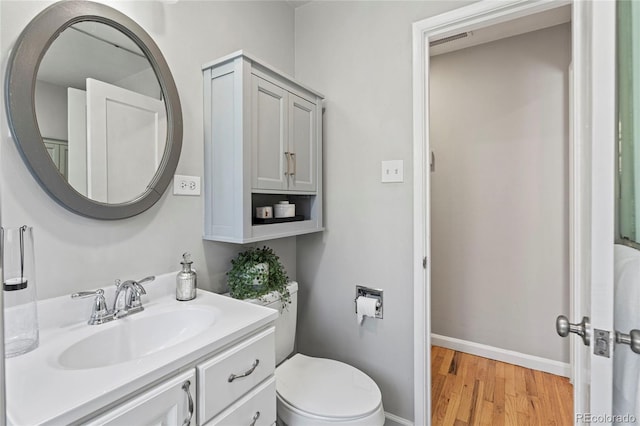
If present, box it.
[126,276,155,300]
[121,276,155,313]
[71,288,106,299]
[138,276,155,285]
[115,276,154,291]
[127,281,148,310]
[71,289,114,325]
[135,276,155,294]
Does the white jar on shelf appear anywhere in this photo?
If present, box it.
[274,201,295,218]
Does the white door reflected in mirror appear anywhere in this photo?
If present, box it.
[35,21,167,204]
[68,78,166,203]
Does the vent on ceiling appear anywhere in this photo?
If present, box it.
[429,32,471,47]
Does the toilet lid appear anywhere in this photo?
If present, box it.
[276,354,382,419]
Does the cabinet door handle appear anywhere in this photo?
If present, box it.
[290,152,296,177]
[249,411,261,426]
[228,359,260,382]
[284,152,291,176]
[181,380,194,426]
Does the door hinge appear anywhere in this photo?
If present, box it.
[423,257,427,269]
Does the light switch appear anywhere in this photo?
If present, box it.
[381,160,404,183]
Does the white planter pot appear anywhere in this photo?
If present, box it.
[250,263,269,287]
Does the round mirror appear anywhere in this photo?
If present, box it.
[5,1,182,219]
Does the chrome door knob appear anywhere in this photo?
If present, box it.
[616,329,640,354]
[556,315,590,346]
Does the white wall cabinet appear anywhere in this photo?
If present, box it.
[203,51,324,243]
[252,76,317,193]
[82,327,276,426]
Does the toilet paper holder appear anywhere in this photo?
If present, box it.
[355,285,383,319]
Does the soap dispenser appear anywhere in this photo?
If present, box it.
[176,252,197,301]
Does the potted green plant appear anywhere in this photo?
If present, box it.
[227,246,291,307]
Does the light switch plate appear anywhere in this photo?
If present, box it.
[173,175,201,196]
[381,160,404,183]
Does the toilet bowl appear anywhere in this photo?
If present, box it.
[249,282,385,426]
[276,354,385,426]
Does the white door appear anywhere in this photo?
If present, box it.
[67,87,88,196]
[413,1,617,424]
[557,0,616,417]
[86,78,166,204]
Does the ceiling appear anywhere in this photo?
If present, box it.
[429,4,572,56]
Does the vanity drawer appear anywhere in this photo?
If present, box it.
[205,376,276,426]
[197,327,275,424]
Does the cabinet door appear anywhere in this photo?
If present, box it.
[84,370,196,426]
[252,76,288,191]
[288,94,317,192]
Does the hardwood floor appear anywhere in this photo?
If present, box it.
[431,346,573,426]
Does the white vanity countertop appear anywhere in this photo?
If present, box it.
[5,272,278,425]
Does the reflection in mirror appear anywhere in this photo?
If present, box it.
[618,0,639,245]
[35,22,167,204]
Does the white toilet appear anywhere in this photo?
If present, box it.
[252,282,385,426]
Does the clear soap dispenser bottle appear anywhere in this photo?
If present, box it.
[176,252,197,301]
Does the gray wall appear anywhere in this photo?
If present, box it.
[0,0,297,300]
[34,80,68,141]
[429,24,571,363]
[293,1,471,421]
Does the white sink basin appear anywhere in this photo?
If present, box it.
[57,307,216,369]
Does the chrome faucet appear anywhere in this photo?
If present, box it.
[72,275,155,324]
[112,276,155,318]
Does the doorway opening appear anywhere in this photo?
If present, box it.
[428,10,573,423]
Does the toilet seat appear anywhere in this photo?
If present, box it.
[275,354,383,424]
[276,393,385,426]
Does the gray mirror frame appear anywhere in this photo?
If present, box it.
[5,0,183,220]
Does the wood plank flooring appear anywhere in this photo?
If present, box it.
[431,346,573,426]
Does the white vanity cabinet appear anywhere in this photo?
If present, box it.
[202,51,324,243]
[83,327,276,426]
[84,370,196,426]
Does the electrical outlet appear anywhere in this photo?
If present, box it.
[173,175,201,196]
[381,160,404,183]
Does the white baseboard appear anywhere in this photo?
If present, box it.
[431,334,570,378]
[384,412,413,426]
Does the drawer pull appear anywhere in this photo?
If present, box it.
[182,380,194,426]
[228,359,260,382]
[249,411,260,426]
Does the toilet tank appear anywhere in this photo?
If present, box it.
[247,281,298,365]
